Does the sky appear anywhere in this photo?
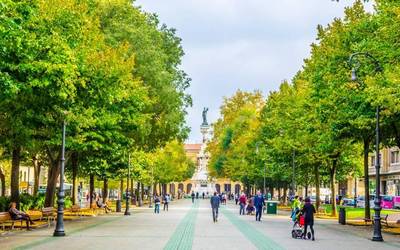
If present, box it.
[133,0,374,143]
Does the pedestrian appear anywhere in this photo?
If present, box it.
[210,192,221,222]
[239,192,247,215]
[154,194,161,213]
[246,196,255,215]
[254,191,265,221]
[163,194,170,211]
[291,195,301,221]
[301,197,316,241]
[191,191,195,203]
[235,193,239,205]
[202,192,205,199]
[196,192,199,199]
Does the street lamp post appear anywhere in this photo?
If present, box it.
[54,120,66,237]
[291,150,295,197]
[256,142,266,196]
[124,153,131,216]
[349,52,383,242]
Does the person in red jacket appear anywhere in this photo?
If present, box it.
[239,192,247,215]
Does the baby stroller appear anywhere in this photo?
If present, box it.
[291,213,312,239]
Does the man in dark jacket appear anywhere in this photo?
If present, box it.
[254,191,265,221]
[191,191,195,203]
[210,192,221,222]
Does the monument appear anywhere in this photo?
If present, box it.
[191,107,215,194]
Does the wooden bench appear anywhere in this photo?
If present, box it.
[41,207,55,227]
[70,205,82,218]
[0,212,23,230]
[386,213,400,227]
[317,207,327,216]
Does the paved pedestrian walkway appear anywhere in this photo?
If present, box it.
[1,199,400,250]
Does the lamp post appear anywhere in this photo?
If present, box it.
[54,120,66,237]
[291,150,295,197]
[256,142,266,196]
[349,52,383,242]
[149,165,154,208]
[124,153,131,216]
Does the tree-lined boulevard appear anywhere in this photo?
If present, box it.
[1,199,400,250]
[1,0,400,249]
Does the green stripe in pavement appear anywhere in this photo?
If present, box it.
[221,208,285,250]
[163,201,199,250]
[13,216,125,250]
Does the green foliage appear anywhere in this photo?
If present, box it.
[0,196,11,212]
[0,0,191,203]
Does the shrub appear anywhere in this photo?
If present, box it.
[0,196,11,212]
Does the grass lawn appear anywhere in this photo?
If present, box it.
[321,204,400,219]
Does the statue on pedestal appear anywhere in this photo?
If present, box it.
[202,107,209,126]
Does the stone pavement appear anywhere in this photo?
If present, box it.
[1,199,400,250]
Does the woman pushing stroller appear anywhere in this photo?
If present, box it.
[301,197,316,241]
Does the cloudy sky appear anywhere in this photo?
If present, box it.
[133,0,373,143]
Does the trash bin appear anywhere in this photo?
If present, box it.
[339,207,346,225]
[116,200,122,212]
[266,201,278,214]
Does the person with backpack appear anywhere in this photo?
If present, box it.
[154,194,161,214]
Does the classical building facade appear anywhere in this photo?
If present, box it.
[368,147,400,196]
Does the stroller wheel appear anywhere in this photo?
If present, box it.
[307,232,312,239]
[291,230,296,238]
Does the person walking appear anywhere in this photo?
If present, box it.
[191,191,195,203]
[210,192,221,222]
[301,197,316,241]
[254,191,265,221]
[196,192,199,199]
[163,194,171,211]
[202,192,205,199]
[291,195,301,221]
[154,194,161,214]
[239,192,247,215]
[235,193,239,205]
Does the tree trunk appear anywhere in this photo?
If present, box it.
[71,152,78,205]
[0,167,5,197]
[32,155,41,196]
[141,183,144,202]
[11,146,21,203]
[278,187,281,201]
[44,159,60,207]
[330,159,337,217]
[89,174,94,207]
[363,138,371,220]
[283,185,288,205]
[103,178,109,203]
[119,178,124,200]
[131,179,136,205]
[137,182,142,207]
[305,184,309,198]
[314,164,321,211]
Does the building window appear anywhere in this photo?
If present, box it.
[391,150,400,164]
[371,154,382,167]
